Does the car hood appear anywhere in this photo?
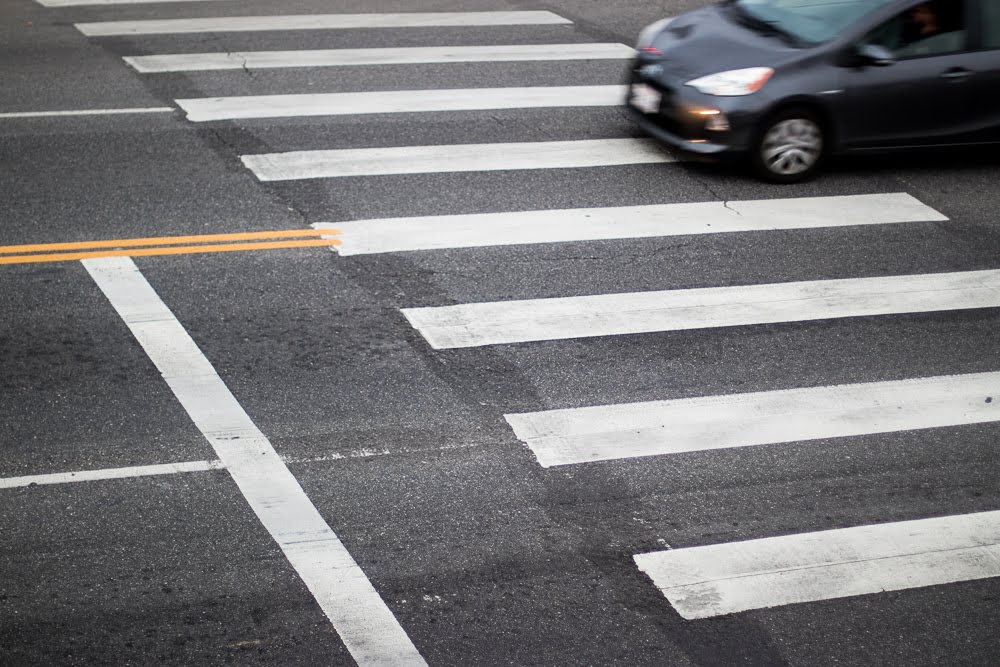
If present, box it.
[648,4,800,80]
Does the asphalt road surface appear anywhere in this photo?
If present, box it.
[2,0,1000,665]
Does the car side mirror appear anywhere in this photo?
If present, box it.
[856,43,895,67]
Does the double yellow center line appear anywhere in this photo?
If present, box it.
[0,228,341,265]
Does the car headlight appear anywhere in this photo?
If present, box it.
[635,17,675,50]
[685,67,774,96]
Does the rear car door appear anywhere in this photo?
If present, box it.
[836,0,977,149]
[960,0,1000,142]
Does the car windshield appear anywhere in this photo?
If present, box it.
[732,0,896,45]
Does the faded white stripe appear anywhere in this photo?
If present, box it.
[635,511,1000,619]
[84,256,426,667]
[404,269,1000,349]
[178,85,627,122]
[126,43,635,73]
[505,370,1000,467]
[77,11,571,36]
[0,107,173,118]
[0,460,223,489]
[242,138,672,181]
[314,193,946,256]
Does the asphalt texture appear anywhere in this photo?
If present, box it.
[2,0,1000,664]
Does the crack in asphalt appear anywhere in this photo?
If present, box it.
[688,172,741,215]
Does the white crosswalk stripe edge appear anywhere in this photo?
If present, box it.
[505,370,1000,467]
[126,44,635,73]
[77,11,572,36]
[405,268,1000,349]
[635,510,1000,619]
[242,139,674,181]
[178,86,628,122]
[315,193,946,255]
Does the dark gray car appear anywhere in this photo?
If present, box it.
[627,0,1000,182]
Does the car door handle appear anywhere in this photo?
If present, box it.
[941,68,973,81]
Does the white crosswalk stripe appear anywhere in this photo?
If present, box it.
[314,193,945,256]
[505,370,1000,467]
[76,11,572,36]
[125,44,635,73]
[635,510,1000,619]
[177,85,628,122]
[404,268,1000,349]
[241,138,674,181]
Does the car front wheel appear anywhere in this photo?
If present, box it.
[751,109,825,183]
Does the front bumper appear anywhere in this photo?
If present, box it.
[625,106,731,156]
[625,62,758,158]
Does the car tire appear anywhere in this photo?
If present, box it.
[750,108,826,183]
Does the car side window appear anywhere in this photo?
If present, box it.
[862,0,967,58]
[982,0,1000,49]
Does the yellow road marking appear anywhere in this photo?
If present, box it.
[0,239,341,265]
[0,228,340,255]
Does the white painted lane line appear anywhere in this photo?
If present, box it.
[403,268,1000,349]
[505,370,1000,467]
[313,193,946,256]
[84,256,426,667]
[39,0,226,6]
[0,107,173,119]
[242,138,673,181]
[635,511,1000,620]
[77,11,571,36]
[0,460,223,489]
[126,43,636,73]
[178,85,627,122]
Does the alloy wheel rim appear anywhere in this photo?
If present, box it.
[761,118,822,176]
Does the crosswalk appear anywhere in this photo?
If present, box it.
[68,0,1000,646]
